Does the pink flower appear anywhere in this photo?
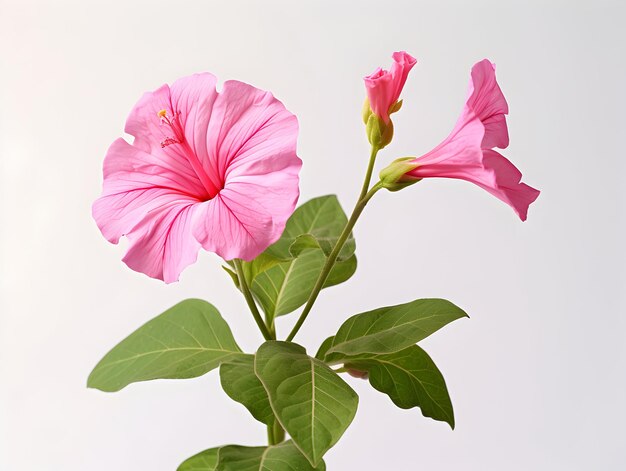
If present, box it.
[364,51,417,123]
[93,74,301,283]
[405,59,540,220]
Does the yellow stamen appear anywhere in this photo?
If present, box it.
[157,109,167,118]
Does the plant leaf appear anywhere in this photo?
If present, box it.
[177,442,325,471]
[220,355,274,426]
[88,299,242,392]
[178,447,220,471]
[264,195,355,261]
[314,336,335,360]
[251,251,356,320]
[255,341,358,467]
[323,298,467,361]
[340,346,455,428]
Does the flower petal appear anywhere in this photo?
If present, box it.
[191,79,301,260]
[474,150,540,221]
[465,59,509,149]
[93,138,203,243]
[192,188,274,261]
[122,198,201,283]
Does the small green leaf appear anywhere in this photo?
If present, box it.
[264,195,355,261]
[88,299,242,392]
[341,346,455,428]
[178,442,325,471]
[251,251,356,320]
[227,196,358,322]
[324,298,467,361]
[315,336,335,360]
[220,355,274,426]
[178,447,220,471]
[255,341,358,467]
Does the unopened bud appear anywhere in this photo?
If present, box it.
[379,157,422,191]
[346,368,369,379]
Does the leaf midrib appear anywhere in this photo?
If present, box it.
[327,313,442,355]
[98,347,241,367]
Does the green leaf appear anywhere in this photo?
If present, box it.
[323,298,467,362]
[341,346,455,428]
[314,336,335,360]
[177,442,325,471]
[178,447,220,471]
[251,250,356,320]
[255,341,358,467]
[265,195,355,261]
[88,299,242,392]
[227,196,358,321]
[220,355,274,426]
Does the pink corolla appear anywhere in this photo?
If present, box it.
[364,51,417,123]
[93,74,301,283]
[397,59,539,220]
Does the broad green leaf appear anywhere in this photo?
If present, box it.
[251,251,356,320]
[88,299,242,392]
[178,447,220,471]
[178,441,325,471]
[339,346,455,428]
[220,355,274,426]
[255,341,358,467]
[323,298,467,362]
[265,195,355,261]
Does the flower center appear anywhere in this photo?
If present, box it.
[156,109,223,200]
[158,109,185,148]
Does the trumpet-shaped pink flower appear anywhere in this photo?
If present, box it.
[93,74,301,283]
[405,59,540,220]
[364,51,417,123]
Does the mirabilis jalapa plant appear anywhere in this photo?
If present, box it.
[89,51,539,470]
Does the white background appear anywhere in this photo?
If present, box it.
[1,1,625,469]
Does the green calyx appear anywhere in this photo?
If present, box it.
[379,157,422,191]
[365,114,393,149]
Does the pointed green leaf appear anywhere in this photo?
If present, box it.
[178,442,325,471]
[178,447,221,471]
[341,346,455,428]
[220,355,274,426]
[324,298,467,361]
[251,251,356,320]
[264,195,355,261]
[315,336,335,361]
[88,299,242,392]
[255,341,358,467]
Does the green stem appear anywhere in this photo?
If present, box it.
[234,259,272,341]
[286,183,382,342]
[267,420,285,445]
[358,146,380,202]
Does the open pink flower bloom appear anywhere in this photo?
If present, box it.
[93,74,301,283]
[405,59,540,220]
[364,51,417,123]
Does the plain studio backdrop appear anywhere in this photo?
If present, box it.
[1,0,625,469]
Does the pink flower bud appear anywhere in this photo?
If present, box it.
[364,51,417,124]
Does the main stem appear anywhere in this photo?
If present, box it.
[233,259,272,341]
[359,145,379,202]
[233,260,285,444]
[286,183,381,342]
